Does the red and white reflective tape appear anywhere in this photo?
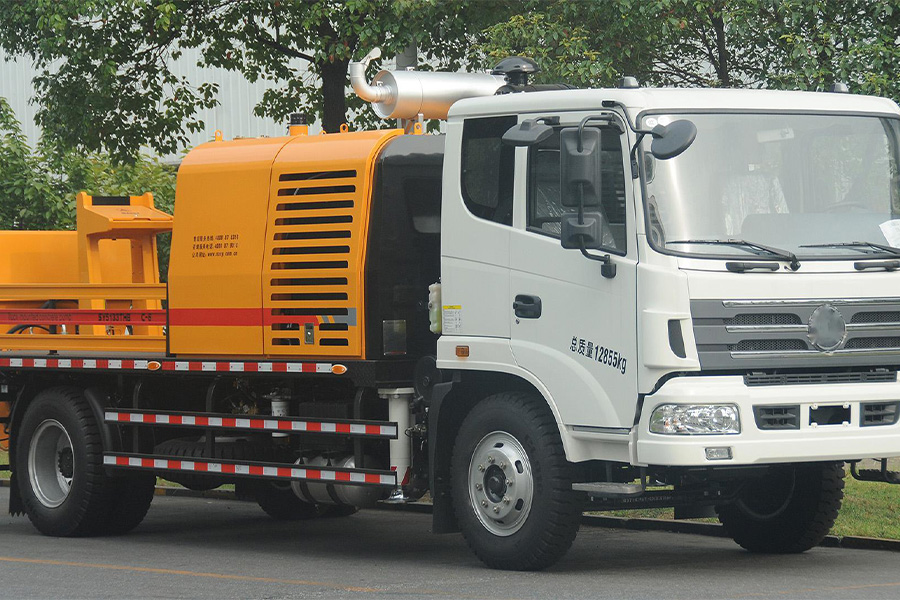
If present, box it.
[0,356,341,374]
[105,410,398,438]
[103,453,396,486]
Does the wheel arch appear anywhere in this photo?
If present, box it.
[427,367,565,534]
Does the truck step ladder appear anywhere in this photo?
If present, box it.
[850,459,900,484]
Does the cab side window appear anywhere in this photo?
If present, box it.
[527,127,628,253]
[461,116,517,226]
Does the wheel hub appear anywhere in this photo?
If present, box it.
[28,419,75,508]
[483,465,507,502]
[468,431,534,536]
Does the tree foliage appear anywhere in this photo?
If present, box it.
[0,97,177,276]
[0,0,498,162]
[480,0,900,102]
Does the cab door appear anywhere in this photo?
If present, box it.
[508,114,639,428]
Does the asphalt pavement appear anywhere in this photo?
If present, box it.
[1,486,898,600]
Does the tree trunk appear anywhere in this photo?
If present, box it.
[710,11,730,86]
[319,57,350,133]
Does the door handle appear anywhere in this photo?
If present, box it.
[513,294,542,319]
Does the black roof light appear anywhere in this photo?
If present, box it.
[826,82,849,93]
[492,56,540,87]
[618,76,640,89]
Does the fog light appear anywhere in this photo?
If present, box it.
[649,404,740,435]
[705,447,733,460]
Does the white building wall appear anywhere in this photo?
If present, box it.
[0,47,319,156]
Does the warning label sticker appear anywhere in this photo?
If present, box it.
[442,305,462,334]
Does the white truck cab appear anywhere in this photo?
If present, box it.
[350,53,900,570]
[440,87,900,467]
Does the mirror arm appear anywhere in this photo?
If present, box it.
[578,239,617,279]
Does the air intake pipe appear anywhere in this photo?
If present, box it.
[349,47,507,120]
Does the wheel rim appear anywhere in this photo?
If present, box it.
[28,419,75,508]
[467,431,534,537]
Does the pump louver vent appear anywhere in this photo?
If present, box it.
[261,129,403,358]
[265,169,358,353]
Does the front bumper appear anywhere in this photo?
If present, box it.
[635,375,900,466]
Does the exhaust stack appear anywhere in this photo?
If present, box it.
[349,47,507,121]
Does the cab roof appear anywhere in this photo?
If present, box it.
[449,86,900,120]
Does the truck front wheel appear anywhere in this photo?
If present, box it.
[450,392,580,570]
[717,462,845,553]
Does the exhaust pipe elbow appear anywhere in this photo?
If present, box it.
[349,47,392,104]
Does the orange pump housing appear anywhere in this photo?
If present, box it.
[167,128,403,359]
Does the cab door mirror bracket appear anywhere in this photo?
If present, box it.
[561,213,617,279]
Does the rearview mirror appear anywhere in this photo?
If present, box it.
[649,119,697,160]
[560,127,602,208]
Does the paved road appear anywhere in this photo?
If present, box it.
[1,487,898,600]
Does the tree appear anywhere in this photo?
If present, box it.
[0,96,177,276]
[480,0,900,104]
[0,0,501,162]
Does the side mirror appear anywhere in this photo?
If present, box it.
[649,119,697,160]
[561,212,607,250]
[560,127,602,208]
[502,118,555,147]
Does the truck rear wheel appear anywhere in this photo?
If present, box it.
[102,472,156,534]
[717,462,845,553]
[15,387,110,536]
[451,392,580,570]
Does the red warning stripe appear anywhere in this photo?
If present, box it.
[104,410,398,438]
[103,453,397,486]
[0,356,343,375]
[0,308,166,325]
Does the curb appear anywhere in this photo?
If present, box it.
[2,478,898,552]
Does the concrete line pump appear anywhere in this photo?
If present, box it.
[1,48,899,570]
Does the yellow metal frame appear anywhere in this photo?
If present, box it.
[0,193,171,353]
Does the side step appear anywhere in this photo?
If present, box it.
[851,459,900,484]
[104,452,397,486]
[573,482,644,498]
[105,409,398,439]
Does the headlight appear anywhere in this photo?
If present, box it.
[649,404,740,435]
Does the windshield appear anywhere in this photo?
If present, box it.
[642,112,900,259]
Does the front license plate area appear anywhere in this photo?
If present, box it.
[810,404,851,426]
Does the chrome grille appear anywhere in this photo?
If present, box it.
[725,313,801,326]
[692,298,900,369]
[851,311,900,324]
[729,339,807,352]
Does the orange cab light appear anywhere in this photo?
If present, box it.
[456,345,470,358]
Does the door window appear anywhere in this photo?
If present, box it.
[527,127,628,253]
[461,116,517,226]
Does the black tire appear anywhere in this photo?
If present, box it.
[450,392,581,570]
[254,481,323,520]
[717,462,845,553]
[102,471,156,535]
[15,387,110,536]
[154,437,267,490]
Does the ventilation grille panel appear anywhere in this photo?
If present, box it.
[263,168,361,355]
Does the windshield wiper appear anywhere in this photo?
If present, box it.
[799,241,900,257]
[667,239,801,270]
